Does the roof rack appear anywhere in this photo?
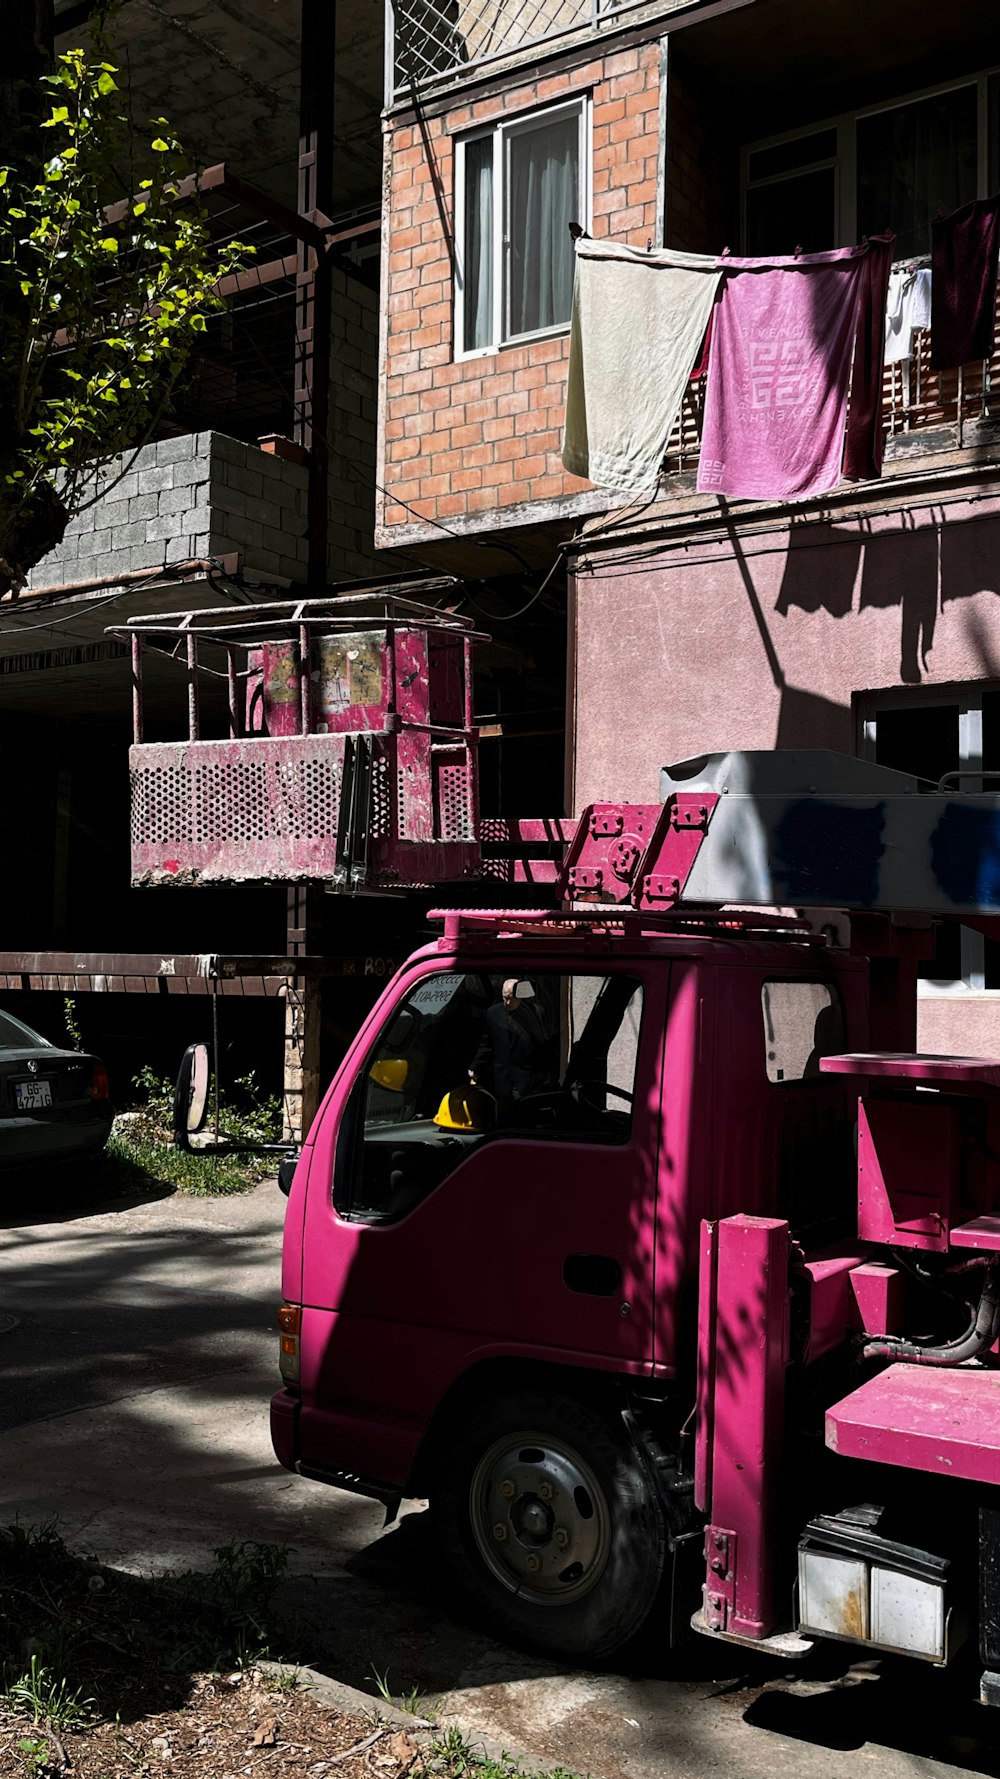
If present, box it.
[427,907,820,944]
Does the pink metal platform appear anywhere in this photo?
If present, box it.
[827,1364,1000,1485]
[820,1052,1000,1087]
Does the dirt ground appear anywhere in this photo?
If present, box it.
[0,1671,426,1779]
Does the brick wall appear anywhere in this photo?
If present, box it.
[23,433,309,592]
[377,39,663,546]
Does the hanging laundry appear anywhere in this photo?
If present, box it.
[931,195,1000,370]
[689,310,714,381]
[843,232,895,484]
[697,246,871,502]
[563,237,722,496]
[884,263,932,364]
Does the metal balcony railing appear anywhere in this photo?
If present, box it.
[661,282,1000,484]
[387,0,650,100]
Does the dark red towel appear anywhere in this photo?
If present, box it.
[843,233,894,484]
[931,195,1000,371]
[689,307,714,381]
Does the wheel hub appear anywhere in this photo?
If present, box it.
[516,1498,552,1541]
[470,1432,612,1605]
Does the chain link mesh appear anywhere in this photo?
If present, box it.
[389,0,641,98]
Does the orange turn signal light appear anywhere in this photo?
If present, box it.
[277,1304,301,1386]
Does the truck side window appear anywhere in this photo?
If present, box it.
[761,980,845,1083]
[334,970,644,1223]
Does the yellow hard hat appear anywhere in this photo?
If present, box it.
[433,1083,495,1132]
[370,1057,409,1092]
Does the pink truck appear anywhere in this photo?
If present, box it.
[118,601,1000,1692]
[268,752,1000,1692]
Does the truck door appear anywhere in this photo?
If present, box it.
[298,962,667,1482]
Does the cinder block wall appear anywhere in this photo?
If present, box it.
[377,40,663,546]
[23,433,309,592]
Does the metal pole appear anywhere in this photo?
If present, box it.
[186,633,200,741]
[227,647,239,738]
[131,634,144,743]
[296,0,336,587]
[299,622,311,734]
[463,633,474,731]
[212,979,221,1146]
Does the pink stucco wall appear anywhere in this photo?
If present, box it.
[917,996,1000,1053]
[570,470,1000,1058]
[571,478,1000,806]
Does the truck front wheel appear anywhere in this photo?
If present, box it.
[432,1387,666,1660]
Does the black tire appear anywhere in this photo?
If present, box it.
[431,1385,666,1661]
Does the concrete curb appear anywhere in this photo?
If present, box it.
[261,1662,583,1775]
[259,1661,433,1732]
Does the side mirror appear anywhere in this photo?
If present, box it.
[277,1153,298,1197]
[173,1043,209,1152]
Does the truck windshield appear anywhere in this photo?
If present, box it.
[335,970,644,1223]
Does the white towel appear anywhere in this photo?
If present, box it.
[562,238,722,496]
[884,264,932,365]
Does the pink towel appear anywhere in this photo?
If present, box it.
[697,247,869,501]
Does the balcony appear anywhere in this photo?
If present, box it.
[386,0,660,100]
[660,284,1000,491]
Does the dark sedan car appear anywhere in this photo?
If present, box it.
[0,1009,113,1168]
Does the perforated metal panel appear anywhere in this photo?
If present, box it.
[130,764,193,847]
[130,732,479,887]
[131,736,348,884]
[194,760,271,844]
[437,755,477,841]
[370,746,392,841]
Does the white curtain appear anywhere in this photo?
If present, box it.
[508,114,577,336]
[464,135,494,352]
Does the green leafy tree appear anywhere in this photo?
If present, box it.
[0,41,248,592]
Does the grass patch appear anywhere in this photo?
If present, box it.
[100,1063,283,1197]
[371,1665,430,1717]
[101,1128,272,1196]
[426,1727,584,1779]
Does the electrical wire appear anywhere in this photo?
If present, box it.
[461,550,565,622]
[0,586,133,638]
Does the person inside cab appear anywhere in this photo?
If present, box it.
[468,978,557,1115]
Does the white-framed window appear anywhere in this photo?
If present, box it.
[454,97,591,359]
[742,69,1000,259]
[857,686,1000,995]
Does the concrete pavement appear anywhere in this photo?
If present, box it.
[2,1177,1000,1779]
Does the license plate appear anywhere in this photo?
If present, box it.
[14,1079,52,1110]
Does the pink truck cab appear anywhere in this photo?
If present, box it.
[272,905,871,1660]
